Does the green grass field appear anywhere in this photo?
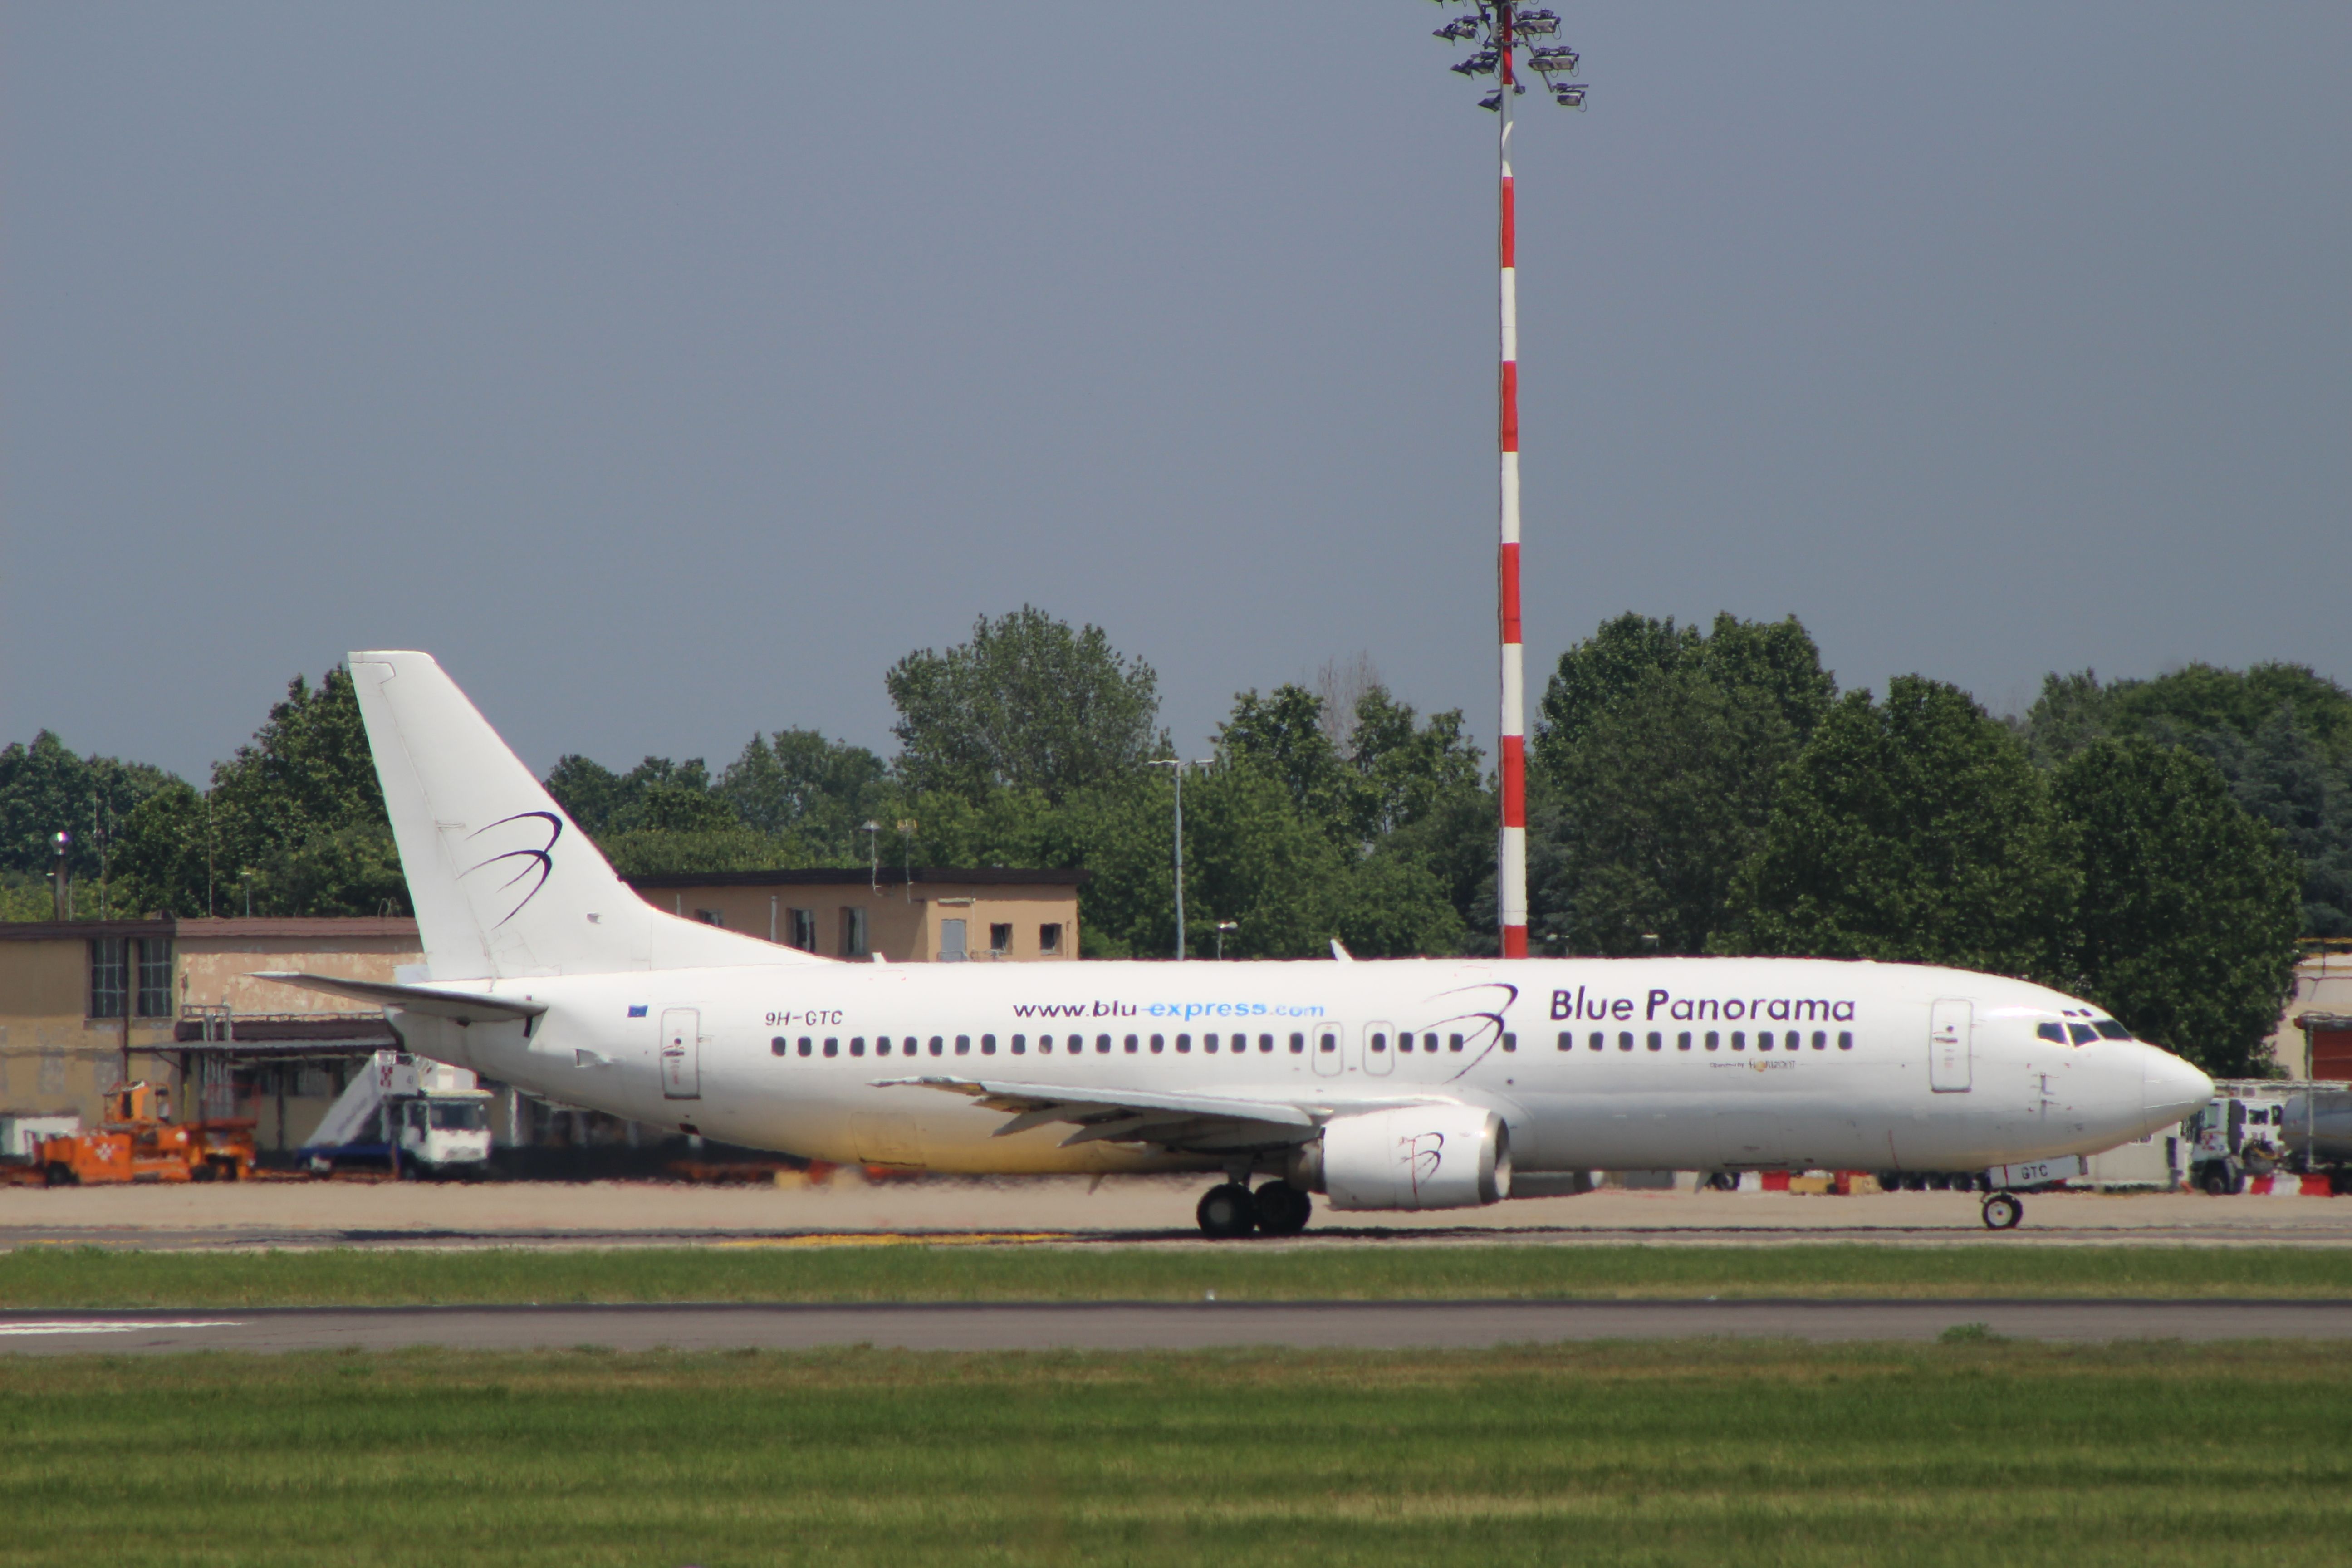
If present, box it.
[3,1341,2348,1567]
[1,1242,2349,1309]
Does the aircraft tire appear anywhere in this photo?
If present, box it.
[1196,1183,1259,1239]
[1981,1193,2024,1230]
[1253,1180,1312,1236]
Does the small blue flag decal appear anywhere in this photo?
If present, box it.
[627,1004,648,1018]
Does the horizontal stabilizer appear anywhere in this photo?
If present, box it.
[253,972,546,1024]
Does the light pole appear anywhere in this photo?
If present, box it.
[1214,920,1238,961]
[1426,3,1583,958]
[1147,759,1212,960]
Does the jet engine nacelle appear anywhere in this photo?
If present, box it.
[1298,1105,1512,1211]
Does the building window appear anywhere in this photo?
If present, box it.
[693,908,725,928]
[88,937,127,1019]
[840,907,868,959]
[136,938,173,1018]
[989,923,1013,957]
[787,908,817,952]
[1039,923,1063,955]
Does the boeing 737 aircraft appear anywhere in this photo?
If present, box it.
[265,652,2213,1235]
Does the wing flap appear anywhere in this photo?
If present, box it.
[872,1075,1322,1152]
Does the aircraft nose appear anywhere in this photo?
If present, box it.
[2142,1046,2213,1124]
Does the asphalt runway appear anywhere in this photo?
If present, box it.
[7,1179,2352,1250]
[2,1298,2350,1355]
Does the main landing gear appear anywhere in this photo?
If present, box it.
[1980,1191,2024,1230]
[1195,1179,1313,1239]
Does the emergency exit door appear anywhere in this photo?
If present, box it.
[1929,1000,1971,1093]
[660,1008,701,1100]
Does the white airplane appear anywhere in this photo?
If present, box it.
[265,652,2213,1235]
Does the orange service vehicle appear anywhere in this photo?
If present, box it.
[35,1082,257,1187]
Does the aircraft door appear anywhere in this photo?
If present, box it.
[660,1008,701,1100]
[1363,1022,1395,1076]
[1311,1021,1345,1078]
[1929,1000,1971,1093]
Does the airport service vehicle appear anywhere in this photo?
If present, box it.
[2185,1083,2352,1196]
[34,1082,256,1186]
[262,652,2214,1235]
[300,1051,494,1178]
[0,1113,81,1165]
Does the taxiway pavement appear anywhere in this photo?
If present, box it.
[1,1298,2348,1355]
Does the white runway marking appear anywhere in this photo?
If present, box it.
[0,1320,240,1336]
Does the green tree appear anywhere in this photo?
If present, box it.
[1531,613,1834,955]
[2051,738,2302,1077]
[1720,676,2071,976]
[0,730,178,911]
[887,608,1162,804]
[113,668,407,917]
[2018,663,2352,934]
[718,729,887,862]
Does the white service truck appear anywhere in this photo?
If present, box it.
[300,1051,494,1178]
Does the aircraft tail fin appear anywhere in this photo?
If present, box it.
[347,651,828,980]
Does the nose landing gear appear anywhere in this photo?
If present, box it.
[1980,1192,2024,1230]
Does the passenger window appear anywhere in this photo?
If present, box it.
[853,1038,869,1057]
[1038,1035,1051,1054]
[1502,1032,1516,1053]
[1397,1034,1412,1054]
[1677,1032,1691,1051]
[929,1036,944,1056]
[1759,1032,1774,1051]
[1646,1032,1662,1051]
[1098,1034,1112,1053]
[981,1034,996,1055]
[1152,1034,1166,1053]
[1838,1031,1852,1050]
[1010,1034,1025,1054]
[771,1036,787,1056]
[1589,1032,1603,1051]
[1205,1034,1219,1053]
[1289,1033,1305,1054]
[1369,1033,1387,1054]
[2037,1022,2066,1044]
[1260,1034,1274,1053]
[1812,1031,1826,1050]
[1126,1034,1140,1053]
[1449,1034,1465,1053]
[1317,1033,1335,1054]
[1618,1032,1633,1051]
[799,1037,813,1057]
[1705,1032,1719,1051]
[955,1035,970,1055]
[1731,1032,1746,1051]
[823,1038,838,1058]
[1176,1034,1191,1054]
[1558,1032,1573,1052]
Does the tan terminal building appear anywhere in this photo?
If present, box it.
[622,867,1087,963]
[0,916,421,1146]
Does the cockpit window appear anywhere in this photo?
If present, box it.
[2094,1019,2131,1039]
[2037,1023,2066,1044]
[2068,1024,2099,1045]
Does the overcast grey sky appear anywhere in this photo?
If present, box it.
[5,3,2347,783]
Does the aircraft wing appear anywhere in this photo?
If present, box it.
[873,1075,1439,1155]
[252,972,547,1024]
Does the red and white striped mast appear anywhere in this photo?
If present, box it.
[1431,3,1582,959]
